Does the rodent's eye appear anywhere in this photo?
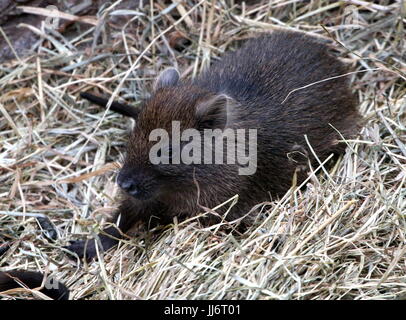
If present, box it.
[160,144,176,160]
[158,145,171,158]
[150,141,185,165]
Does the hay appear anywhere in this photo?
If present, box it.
[0,0,405,300]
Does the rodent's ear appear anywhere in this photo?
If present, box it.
[195,94,234,130]
[154,67,180,91]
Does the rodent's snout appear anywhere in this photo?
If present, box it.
[116,167,156,200]
[117,172,140,196]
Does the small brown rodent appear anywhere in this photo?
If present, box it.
[67,30,361,260]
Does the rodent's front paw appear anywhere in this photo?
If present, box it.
[65,235,119,261]
[65,239,98,261]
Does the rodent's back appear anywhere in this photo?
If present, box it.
[195,31,351,107]
[193,30,360,196]
[195,30,360,145]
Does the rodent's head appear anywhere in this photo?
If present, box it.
[117,68,235,201]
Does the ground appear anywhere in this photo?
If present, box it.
[0,0,405,300]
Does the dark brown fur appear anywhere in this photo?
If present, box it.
[69,30,361,260]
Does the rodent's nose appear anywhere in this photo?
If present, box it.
[117,173,139,196]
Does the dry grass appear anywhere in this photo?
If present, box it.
[0,0,405,300]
